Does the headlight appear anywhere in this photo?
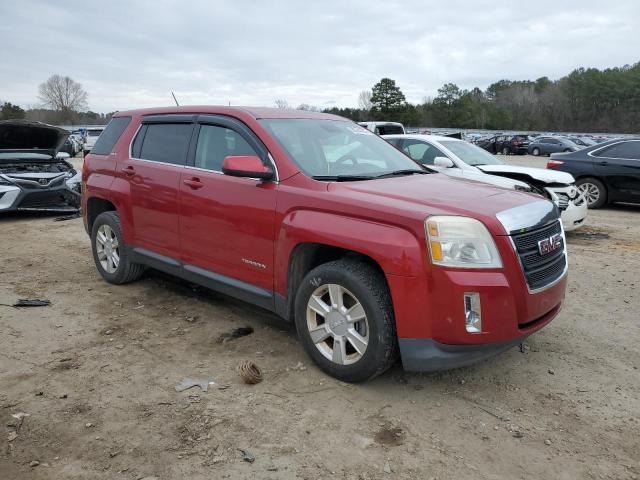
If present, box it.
[426,216,502,268]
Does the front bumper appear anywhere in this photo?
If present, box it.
[0,174,81,213]
[547,187,588,232]
[399,336,525,372]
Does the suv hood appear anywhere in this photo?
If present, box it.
[328,173,549,233]
[0,120,69,159]
[476,164,574,185]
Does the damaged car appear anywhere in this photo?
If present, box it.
[384,134,587,231]
[0,120,81,213]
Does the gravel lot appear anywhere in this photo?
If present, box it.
[1,155,639,479]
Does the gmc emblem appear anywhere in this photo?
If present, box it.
[538,233,563,255]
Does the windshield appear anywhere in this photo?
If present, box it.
[260,119,423,178]
[439,140,505,166]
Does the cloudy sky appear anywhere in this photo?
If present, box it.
[1,0,639,113]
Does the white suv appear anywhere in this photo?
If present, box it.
[83,127,105,155]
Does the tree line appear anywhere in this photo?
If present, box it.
[324,62,640,133]
[3,64,639,132]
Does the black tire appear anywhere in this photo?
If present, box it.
[532,147,540,156]
[91,211,145,284]
[502,146,510,155]
[294,259,398,382]
[576,177,607,209]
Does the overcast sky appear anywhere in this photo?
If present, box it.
[1,1,639,113]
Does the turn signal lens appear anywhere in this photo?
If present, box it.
[430,241,443,261]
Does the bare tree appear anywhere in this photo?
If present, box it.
[274,98,289,109]
[358,90,373,111]
[38,75,88,114]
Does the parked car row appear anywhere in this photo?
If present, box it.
[473,132,622,156]
[5,112,637,383]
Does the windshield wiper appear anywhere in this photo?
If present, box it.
[374,169,429,179]
[311,174,375,182]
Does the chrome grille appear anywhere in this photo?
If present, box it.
[511,220,567,290]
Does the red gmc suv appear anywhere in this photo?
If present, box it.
[82,107,568,382]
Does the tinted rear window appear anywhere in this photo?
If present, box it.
[138,123,192,165]
[375,125,404,135]
[90,118,130,155]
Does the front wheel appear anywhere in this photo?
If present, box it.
[532,147,540,156]
[576,177,607,209]
[294,259,398,382]
[502,146,510,155]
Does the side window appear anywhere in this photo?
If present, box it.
[194,125,259,171]
[385,138,402,148]
[595,141,640,160]
[403,140,446,165]
[91,117,131,155]
[138,123,192,165]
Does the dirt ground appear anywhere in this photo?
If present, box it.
[1,155,639,480]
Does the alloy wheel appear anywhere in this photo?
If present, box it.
[95,224,120,273]
[306,283,369,365]
[577,182,600,206]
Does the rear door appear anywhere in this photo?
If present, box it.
[179,115,277,302]
[542,138,558,154]
[592,140,640,202]
[123,115,194,260]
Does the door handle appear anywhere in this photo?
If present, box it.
[121,165,135,176]
[183,177,204,190]
[599,161,608,166]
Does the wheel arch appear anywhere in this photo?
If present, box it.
[277,242,389,322]
[86,197,117,233]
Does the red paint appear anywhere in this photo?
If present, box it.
[222,155,271,175]
[83,106,566,349]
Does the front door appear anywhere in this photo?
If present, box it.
[179,117,278,298]
[593,140,640,202]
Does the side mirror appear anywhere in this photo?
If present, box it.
[433,157,454,168]
[222,155,274,180]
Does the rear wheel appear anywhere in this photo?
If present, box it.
[91,211,146,284]
[532,147,540,156]
[576,177,607,209]
[294,259,398,382]
[502,146,510,155]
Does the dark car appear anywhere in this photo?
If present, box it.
[568,136,597,148]
[547,138,640,208]
[59,137,76,156]
[477,134,530,155]
[528,136,580,156]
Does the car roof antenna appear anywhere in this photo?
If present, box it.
[171,91,180,106]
